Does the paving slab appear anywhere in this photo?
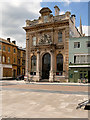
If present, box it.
[1,90,89,118]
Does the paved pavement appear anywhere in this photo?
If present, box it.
[0,80,90,119]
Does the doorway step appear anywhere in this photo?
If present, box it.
[40,79,49,82]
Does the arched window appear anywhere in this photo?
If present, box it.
[31,55,36,71]
[56,54,63,75]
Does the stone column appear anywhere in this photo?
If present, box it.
[49,50,54,82]
[25,34,29,81]
[36,50,40,81]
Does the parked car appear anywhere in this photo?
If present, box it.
[16,75,24,80]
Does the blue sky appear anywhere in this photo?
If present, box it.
[41,2,88,27]
[0,1,89,47]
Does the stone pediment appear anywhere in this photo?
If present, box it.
[38,34,52,45]
[39,7,52,14]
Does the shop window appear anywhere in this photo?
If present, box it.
[69,74,73,78]
[80,73,83,79]
[84,73,87,78]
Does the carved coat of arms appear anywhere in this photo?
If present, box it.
[39,34,52,44]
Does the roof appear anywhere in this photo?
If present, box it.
[70,36,90,40]
[18,47,26,51]
[0,38,17,46]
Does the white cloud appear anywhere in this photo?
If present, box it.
[0,1,42,48]
[60,11,65,15]
[78,25,90,36]
[82,26,90,36]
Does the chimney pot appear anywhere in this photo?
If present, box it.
[12,41,16,44]
[7,38,10,42]
[71,14,76,27]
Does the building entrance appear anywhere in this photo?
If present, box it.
[42,53,51,79]
[13,69,16,78]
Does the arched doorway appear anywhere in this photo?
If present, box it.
[42,53,51,79]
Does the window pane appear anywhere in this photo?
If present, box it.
[14,48,16,53]
[74,42,80,48]
[32,37,36,46]
[87,41,90,47]
[57,54,63,72]
[8,47,10,52]
[58,32,62,42]
[14,58,15,63]
[8,57,10,63]
[3,46,5,51]
[3,56,5,62]
[31,55,36,71]
[74,56,76,63]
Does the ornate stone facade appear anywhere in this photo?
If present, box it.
[23,6,81,82]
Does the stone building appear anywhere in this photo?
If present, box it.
[0,38,26,79]
[23,6,82,82]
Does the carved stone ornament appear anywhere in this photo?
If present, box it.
[39,34,52,45]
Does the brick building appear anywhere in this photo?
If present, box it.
[17,47,26,76]
[0,38,26,79]
[23,6,82,82]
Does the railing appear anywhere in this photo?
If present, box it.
[56,71,63,76]
[76,99,90,110]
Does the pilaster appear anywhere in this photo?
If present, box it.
[49,49,54,82]
[36,50,40,81]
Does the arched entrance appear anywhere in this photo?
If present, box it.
[42,53,51,79]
